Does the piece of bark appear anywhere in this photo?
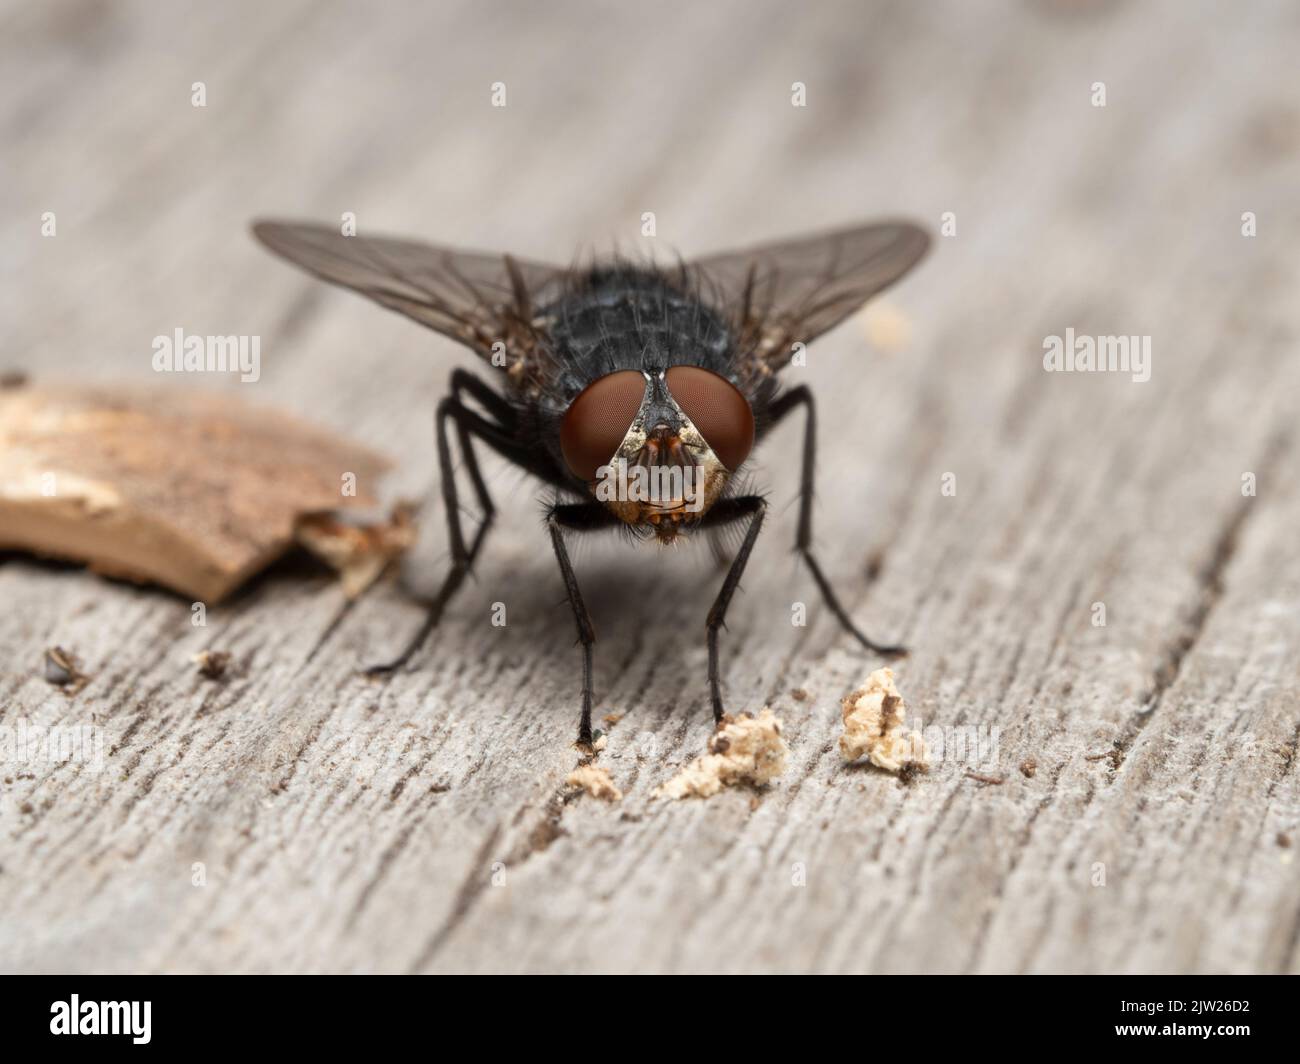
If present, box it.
[0,383,389,603]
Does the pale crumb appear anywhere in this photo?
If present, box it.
[839,668,930,774]
[602,712,625,727]
[1019,757,1037,778]
[565,764,622,802]
[654,709,789,800]
[859,301,912,353]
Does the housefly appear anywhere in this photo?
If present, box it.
[253,219,929,747]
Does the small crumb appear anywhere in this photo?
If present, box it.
[1019,757,1037,778]
[839,668,929,774]
[191,650,232,680]
[966,770,1005,785]
[601,711,624,727]
[655,710,789,800]
[790,688,809,702]
[565,764,622,802]
[1278,832,1292,849]
[19,802,34,815]
[43,647,89,694]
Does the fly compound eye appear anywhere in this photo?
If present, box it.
[664,366,755,471]
[560,370,646,481]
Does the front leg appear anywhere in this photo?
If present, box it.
[367,385,522,675]
[763,385,906,656]
[547,502,619,747]
[698,495,767,723]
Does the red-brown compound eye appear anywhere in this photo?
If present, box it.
[560,370,645,481]
[665,366,755,471]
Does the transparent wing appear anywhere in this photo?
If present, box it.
[251,221,570,367]
[684,221,930,377]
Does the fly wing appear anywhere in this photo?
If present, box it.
[251,220,570,378]
[684,221,930,381]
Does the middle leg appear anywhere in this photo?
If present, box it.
[763,385,906,655]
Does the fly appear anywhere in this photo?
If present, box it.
[252,219,930,747]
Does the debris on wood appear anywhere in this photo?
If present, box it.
[654,710,788,800]
[295,501,417,598]
[192,650,232,680]
[43,646,89,693]
[1019,757,1037,778]
[790,688,810,702]
[966,770,1005,785]
[838,667,930,774]
[565,764,623,802]
[601,711,625,727]
[0,383,390,603]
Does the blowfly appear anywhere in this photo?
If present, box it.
[253,219,929,747]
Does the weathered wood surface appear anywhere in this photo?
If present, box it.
[2,0,1298,974]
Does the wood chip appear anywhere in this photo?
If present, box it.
[0,383,390,602]
[839,667,930,773]
[654,710,788,800]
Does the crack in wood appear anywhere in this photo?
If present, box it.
[1115,433,1287,768]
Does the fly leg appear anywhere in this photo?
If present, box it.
[696,495,767,723]
[764,385,906,656]
[366,370,524,675]
[546,502,620,747]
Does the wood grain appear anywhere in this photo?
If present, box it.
[1,0,1297,973]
